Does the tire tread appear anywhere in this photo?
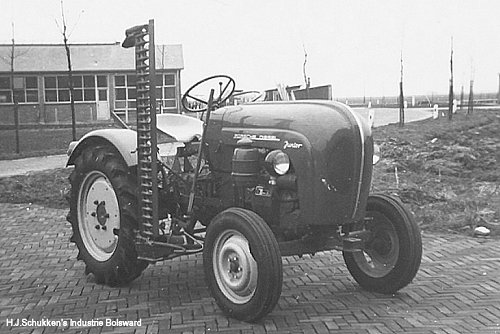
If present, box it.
[68,145,147,286]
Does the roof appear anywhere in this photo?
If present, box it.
[0,43,183,73]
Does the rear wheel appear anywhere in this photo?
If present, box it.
[203,208,282,322]
[67,145,148,286]
[343,194,422,294]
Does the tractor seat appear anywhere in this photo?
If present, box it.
[156,114,203,143]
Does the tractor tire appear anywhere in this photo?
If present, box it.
[343,194,422,294]
[203,207,282,322]
[67,145,148,286]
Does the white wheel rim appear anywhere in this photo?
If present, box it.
[213,229,258,304]
[352,213,399,278]
[77,171,120,262]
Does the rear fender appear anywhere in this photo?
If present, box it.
[66,129,138,167]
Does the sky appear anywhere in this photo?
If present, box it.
[1,0,499,98]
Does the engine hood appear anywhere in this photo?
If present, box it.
[206,100,373,226]
[209,100,362,152]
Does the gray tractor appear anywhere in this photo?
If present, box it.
[66,20,422,322]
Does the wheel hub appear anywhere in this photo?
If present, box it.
[77,171,120,262]
[95,201,110,226]
[228,256,243,278]
[370,232,392,256]
[213,231,258,304]
[352,212,399,278]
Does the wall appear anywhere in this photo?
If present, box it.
[43,103,96,123]
[0,104,41,124]
[294,85,332,100]
[0,102,96,125]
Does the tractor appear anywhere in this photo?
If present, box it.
[66,20,422,322]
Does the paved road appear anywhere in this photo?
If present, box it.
[1,203,499,334]
[0,155,68,178]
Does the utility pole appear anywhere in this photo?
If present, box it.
[448,37,454,120]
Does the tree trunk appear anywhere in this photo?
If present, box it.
[399,81,404,127]
[460,85,464,111]
[63,36,76,141]
[467,80,474,115]
[10,36,20,153]
[448,79,454,121]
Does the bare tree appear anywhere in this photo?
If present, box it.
[467,61,475,115]
[55,0,82,141]
[302,44,310,99]
[398,50,405,127]
[448,37,454,121]
[467,80,474,115]
[497,73,500,105]
[460,85,464,111]
[0,23,30,153]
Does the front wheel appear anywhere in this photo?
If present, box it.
[343,194,422,294]
[203,208,282,322]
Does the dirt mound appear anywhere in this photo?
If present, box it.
[372,109,500,236]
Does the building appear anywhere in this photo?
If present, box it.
[0,43,183,125]
[293,84,332,100]
[264,85,301,101]
[264,84,333,101]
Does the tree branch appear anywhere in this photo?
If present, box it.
[302,44,308,87]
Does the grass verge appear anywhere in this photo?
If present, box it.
[372,109,499,236]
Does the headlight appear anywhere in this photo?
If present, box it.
[373,144,381,165]
[265,150,290,175]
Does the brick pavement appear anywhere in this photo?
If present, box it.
[0,202,499,334]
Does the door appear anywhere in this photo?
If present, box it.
[96,88,109,120]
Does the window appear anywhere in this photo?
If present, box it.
[114,72,178,122]
[72,76,82,88]
[0,77,10,89]
[44,75,100,102]
[157,73,177,111]
[164,74,175,86]
[57,77,70,102]
[114,74,136,123]
[98,89,107,100]
[0,77,11,103]
[97,75,107,87]
[0,76,38,103]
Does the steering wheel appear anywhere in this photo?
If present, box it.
[181,75,236,113]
